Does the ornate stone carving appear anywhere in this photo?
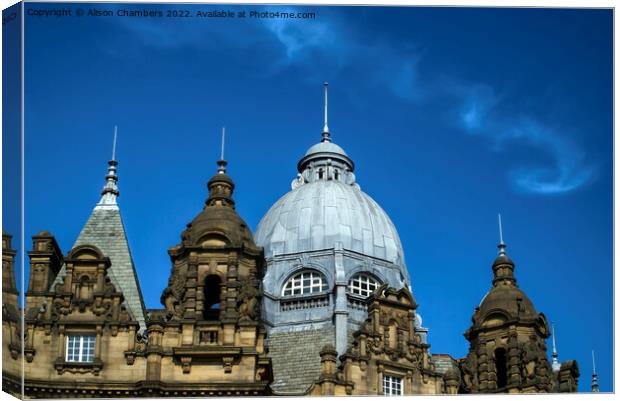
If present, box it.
[161,261,188,320]
[236,277,260,321]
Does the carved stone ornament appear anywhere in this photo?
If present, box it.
[236,277,260,321]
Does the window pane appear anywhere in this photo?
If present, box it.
[348,274,380,298]
[282,271,328,296]
[383,375,403,396]
[66,335,95,363]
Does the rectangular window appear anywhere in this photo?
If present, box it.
[65,335,95,363]
[383,375,403,396]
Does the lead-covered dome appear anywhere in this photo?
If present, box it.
[255,179,406,267]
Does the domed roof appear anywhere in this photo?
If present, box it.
[255,179,407,269]
[181,165,257,249]
[477,284,539,323]
[304,141,348,157]
[470,243,542,330]
[182,201,256,248]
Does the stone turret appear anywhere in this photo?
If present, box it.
[461,217,579,393]
[153,138,273,395]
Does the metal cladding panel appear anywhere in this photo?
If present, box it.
[50,208,146,331]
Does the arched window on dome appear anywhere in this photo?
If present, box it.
[348,273,381,298]
[282,270,328,297]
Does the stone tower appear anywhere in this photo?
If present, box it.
[152,153,273,395]
[460,219,579,393]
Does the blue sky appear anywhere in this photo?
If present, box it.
[6,3,613,392]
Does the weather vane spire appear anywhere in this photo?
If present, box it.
[498,213,507,255]
[217,126,228,174]
[322,82,331,142]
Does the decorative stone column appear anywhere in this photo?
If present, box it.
[333,242,349,358]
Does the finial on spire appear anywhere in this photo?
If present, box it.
[498,213,507,255]
[591,350,600,392]
[96,126,120,210]
[551,321,561,372]
[112,125,118,161]
[217,126,228,174]
[322,82,331,142]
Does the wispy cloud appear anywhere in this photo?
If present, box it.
[260,11,425,100]
[452,86,597,195]
[263,10,335,61]
[456,84,500,133]
[501,118,597,194]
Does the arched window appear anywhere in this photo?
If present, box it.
[282,271,327,296]
[494,348,508,388]
[348,273,380,298]
[203,274,221,320]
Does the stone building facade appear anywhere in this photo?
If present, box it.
[2,86,581,398]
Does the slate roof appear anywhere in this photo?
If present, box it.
[267,326,334,395]
[432,354,459,375]
[50,207,146,331]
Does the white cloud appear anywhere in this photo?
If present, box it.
[454,91,597,195]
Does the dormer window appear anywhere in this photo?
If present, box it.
[66,334,95,363]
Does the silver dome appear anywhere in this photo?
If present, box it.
[304,141,348,157]
[255,179,407,270]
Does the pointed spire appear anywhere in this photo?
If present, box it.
[591,350,600,392]
[96,126,120,210]
[321,82,331,142]
[551,321,561,372]
[498,213,507,256]
[217,126,228,174]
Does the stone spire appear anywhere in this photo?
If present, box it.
[551,322,561,372]
[321,81,331,142]
[96,126,120,210]
[591,350,600,392]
